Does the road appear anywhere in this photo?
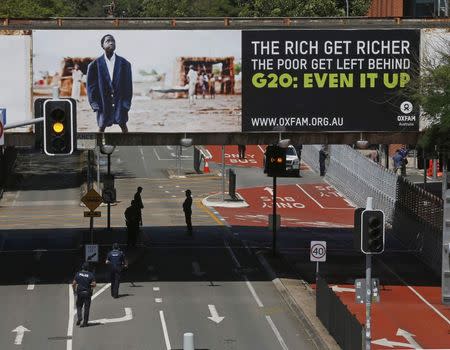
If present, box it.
[0,146,317,350]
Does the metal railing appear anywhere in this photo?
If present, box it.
[303,144,444,275]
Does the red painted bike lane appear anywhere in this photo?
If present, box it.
[213,183,450,349]
[205,145,309,170]
[216,183,354,228]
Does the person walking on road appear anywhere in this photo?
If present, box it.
[393,149,403,175]
[125,200,140,247]
[72,262,96,327]
[183,189,193,235]
[106,243,128,298]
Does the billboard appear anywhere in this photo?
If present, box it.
[0,31,32,132]
[33,30,242,133]
[28,28,425,134]
[242,29,420,132]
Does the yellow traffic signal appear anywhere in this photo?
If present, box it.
[52,122,64,134]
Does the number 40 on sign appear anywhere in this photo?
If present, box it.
[310,241,327,262]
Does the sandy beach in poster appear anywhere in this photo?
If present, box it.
[33,30,242,133]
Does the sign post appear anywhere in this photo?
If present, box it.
[0,108,5,146]
[310,241,327,281]
[81,189,103,244]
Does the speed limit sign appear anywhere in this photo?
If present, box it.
[310,241,327,262]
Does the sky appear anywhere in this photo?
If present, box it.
[33,30,242,85]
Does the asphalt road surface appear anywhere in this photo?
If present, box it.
[0,146,317,350]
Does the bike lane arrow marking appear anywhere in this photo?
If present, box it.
[90,307,133,325]
[372,328,422,349]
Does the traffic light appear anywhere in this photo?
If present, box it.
[265,145,286,177]
[361,209,385,254]
[43,99,75,155]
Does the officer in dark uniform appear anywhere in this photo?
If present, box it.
[72,262,96,327]
[105,243,128,298]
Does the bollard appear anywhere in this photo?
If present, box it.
[183,332,194,350]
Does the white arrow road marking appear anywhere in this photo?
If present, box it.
[372,328,422,349]
[397,328,422,349]
[192,262,205,276]
[12,325,30,345]
[90,308,133,324]
[264,187,274,196]
[331,285,356,293]
[207,305,225,324]
[266,316,289,350]
[159,310,172,350]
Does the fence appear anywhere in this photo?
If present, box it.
[316,276,363,350]
[302,145,443,275]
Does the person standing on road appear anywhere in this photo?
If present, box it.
[238,144,246,159]
[187,65,198,105]
[319,145,328,176]
[106,243,128,298]
[183,189,193,235]
[125,200,140,247]
[133,186,144,226]
[72,262,96,327]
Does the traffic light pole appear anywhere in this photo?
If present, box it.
[365,197,373,350]
[272,176,277,256]
[107,153,111,231]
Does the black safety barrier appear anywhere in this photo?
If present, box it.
[316,276,363,350]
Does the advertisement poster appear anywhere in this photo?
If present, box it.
[242,29,420,132]
[33,30,242,133]
[0,31,32,132]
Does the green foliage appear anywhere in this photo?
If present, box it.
[415,39,450,155]
[0,0,372,18]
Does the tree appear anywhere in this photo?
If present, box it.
[415,35,450,156]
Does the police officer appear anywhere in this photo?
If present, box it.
[72,262,96,327]
[105,243,128,298]
[183,189,193,235]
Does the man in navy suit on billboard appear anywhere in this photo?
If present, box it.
[87,34,132,133]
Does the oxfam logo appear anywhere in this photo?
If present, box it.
[400,101,413,114]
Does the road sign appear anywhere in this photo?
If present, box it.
[355,278,380,304]
[81,188,103,212]
[85,244,99,262]
[84,211,101,218]
[310,241,327,262]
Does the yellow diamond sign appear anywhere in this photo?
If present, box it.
[81,189,103,212]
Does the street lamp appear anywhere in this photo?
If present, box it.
[100,144,116,231]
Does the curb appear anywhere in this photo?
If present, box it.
[166,168,220,178]
[256,251,340,350]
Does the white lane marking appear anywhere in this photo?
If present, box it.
[175,185,180,188]
[224,239,241,269]
[208,304,225,324]
[90,308,133,324]
[165,190,170,193]
[155,298,163,303]
[159,310,172,350]
[92,283,111,302]
[12,325,30,345]
[331,285,356,293]
[139,146,150,176]
[67,284,75,350]
[27,284,35,291]
[171,195,176,198]
[153,287,160,291]
[295,184,354,210]
[153,148,162,161]
[257,145,266,154]
[266,316,289,350]
[245,275,264,308]
[243,240,252,255]
[380,261,450,326]
[295,184,324,209]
